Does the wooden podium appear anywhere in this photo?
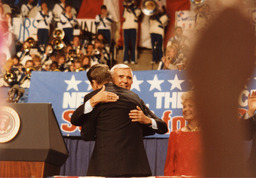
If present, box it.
[0,103,69,177]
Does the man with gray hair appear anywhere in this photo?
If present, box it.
[85,63,167,133]
[71,64,167,176]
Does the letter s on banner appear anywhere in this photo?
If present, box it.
[61,110,79,133]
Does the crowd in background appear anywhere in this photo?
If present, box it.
[0,0,212,90]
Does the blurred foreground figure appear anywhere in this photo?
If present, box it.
[187,4,255,177]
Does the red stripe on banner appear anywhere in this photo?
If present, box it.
[77,0,103,19]
[165,0,190,47]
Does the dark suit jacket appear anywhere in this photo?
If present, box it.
[71,85,168,141]
[71,83,167,176]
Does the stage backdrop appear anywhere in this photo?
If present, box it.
[28,70,191,137]
[27,69,253,138]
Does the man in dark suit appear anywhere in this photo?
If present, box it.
[79,64,168,135]
[71,64,167,177]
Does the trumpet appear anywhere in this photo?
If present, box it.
[19,66,36,84]
[68,49,78,62]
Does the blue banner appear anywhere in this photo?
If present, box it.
[27,70,256,137]
[28,70,256,138]
[28,70,193,138]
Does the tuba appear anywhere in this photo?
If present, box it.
[53,29,65,39]
[51,29,65,50]
[142,0,157,16]
[52,38,65,50]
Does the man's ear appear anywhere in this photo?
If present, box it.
[91,80,99,90]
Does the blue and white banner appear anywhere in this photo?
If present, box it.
[28,70,192,138]
[27,70,255,137]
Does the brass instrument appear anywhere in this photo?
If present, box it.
[24,45,30,53]
[4,71,17,86]
[25,66,35,77]
[52,38,65,50]
[51,29,65,50]
[19,66,36,84]
[53,29,65,39]
[75,67,85,72]
[191,0,206,6]
[142,0,157,16]
[26,37,37,48]
[68,49,78,62]
[76,46,82,58]
[23,37,36,53]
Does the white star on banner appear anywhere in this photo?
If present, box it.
[147,75,164,91]
[65,75,82,91]
[85,80,92,91]
[131,75,143,91]
[168,74,184,91]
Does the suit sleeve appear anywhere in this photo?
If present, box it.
[70,92,96,126]
[140,99,168,135]
[70,90,100,141]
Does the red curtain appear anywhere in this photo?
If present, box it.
[77,0,104,19]
[77,0,190,48]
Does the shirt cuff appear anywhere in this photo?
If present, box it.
[84,100,93,114]
[150,118,158,130]
[244,112,253,120]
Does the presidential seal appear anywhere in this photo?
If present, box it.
[0,106,20,143]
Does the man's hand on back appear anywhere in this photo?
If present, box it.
[90,85,119,107]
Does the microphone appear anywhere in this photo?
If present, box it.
[14,87,25,103]
[7,84,20,103]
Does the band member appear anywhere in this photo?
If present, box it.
[21,0,34,18]
[122,1,141,64]
[60,4,78,45]
[34,2,53,47]
[95,5,113,45]
[52,0,65,28]
[149,1,168,64]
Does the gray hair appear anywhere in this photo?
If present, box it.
[110,64,133,76]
